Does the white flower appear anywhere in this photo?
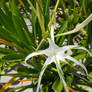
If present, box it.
[25,25,92,92]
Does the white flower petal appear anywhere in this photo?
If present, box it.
[36,66,46,92]
[47,38,57,50]
[54,58,69,92]
[58,45,78,55]
[61,45,78,51]
[66,56,88,75]
[55,58,64,76]
[75,47,92,56]
[51,25,55,42]
[25,50,47,62]
[36,57,53,92]
[66,49,72,55]
[25,52,41,62]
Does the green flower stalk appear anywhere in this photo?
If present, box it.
[55,13,92,37]
[25,25,92,92]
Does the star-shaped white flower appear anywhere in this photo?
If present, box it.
[25,25,92,92]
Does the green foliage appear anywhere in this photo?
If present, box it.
[52,78,63,92]
[0,0,92,92]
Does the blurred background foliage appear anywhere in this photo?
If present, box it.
[0,0,92,92]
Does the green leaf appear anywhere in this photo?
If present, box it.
[0,47,17,54]
[85,57,92,66]
[66,75,73,86]
[8,83,36,92]
[0,73,38,78]
[17,66,39,74]
[52,78,63,92]
[9,0,34,50]
[89,72,92,78]
[56,21,68,46]
[74,53,86,60]
[2,53,24,60]
[77,84,92,92]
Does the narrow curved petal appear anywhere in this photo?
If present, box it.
[58,45,78,53]
[36,66,46,92]
[75,47,92,56]
[66,56,88,75]
[55,58,64,77]
[25,52,42,63]
[66,49,72,55]
[54,57,69,92]
[25,49,48,63]
[36,57,53,92]
[51,25,55,42]
[61,45,78,50]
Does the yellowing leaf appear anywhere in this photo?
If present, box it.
[64,85,76,92]
[0,38,16,47]
[0,77,16,92]
[18,78,38,82]
[18,0,25,7]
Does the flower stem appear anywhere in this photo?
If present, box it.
[48,0,60,30]
[55,13,92,37]
[53,0,60,12]
[36,39,45,51]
